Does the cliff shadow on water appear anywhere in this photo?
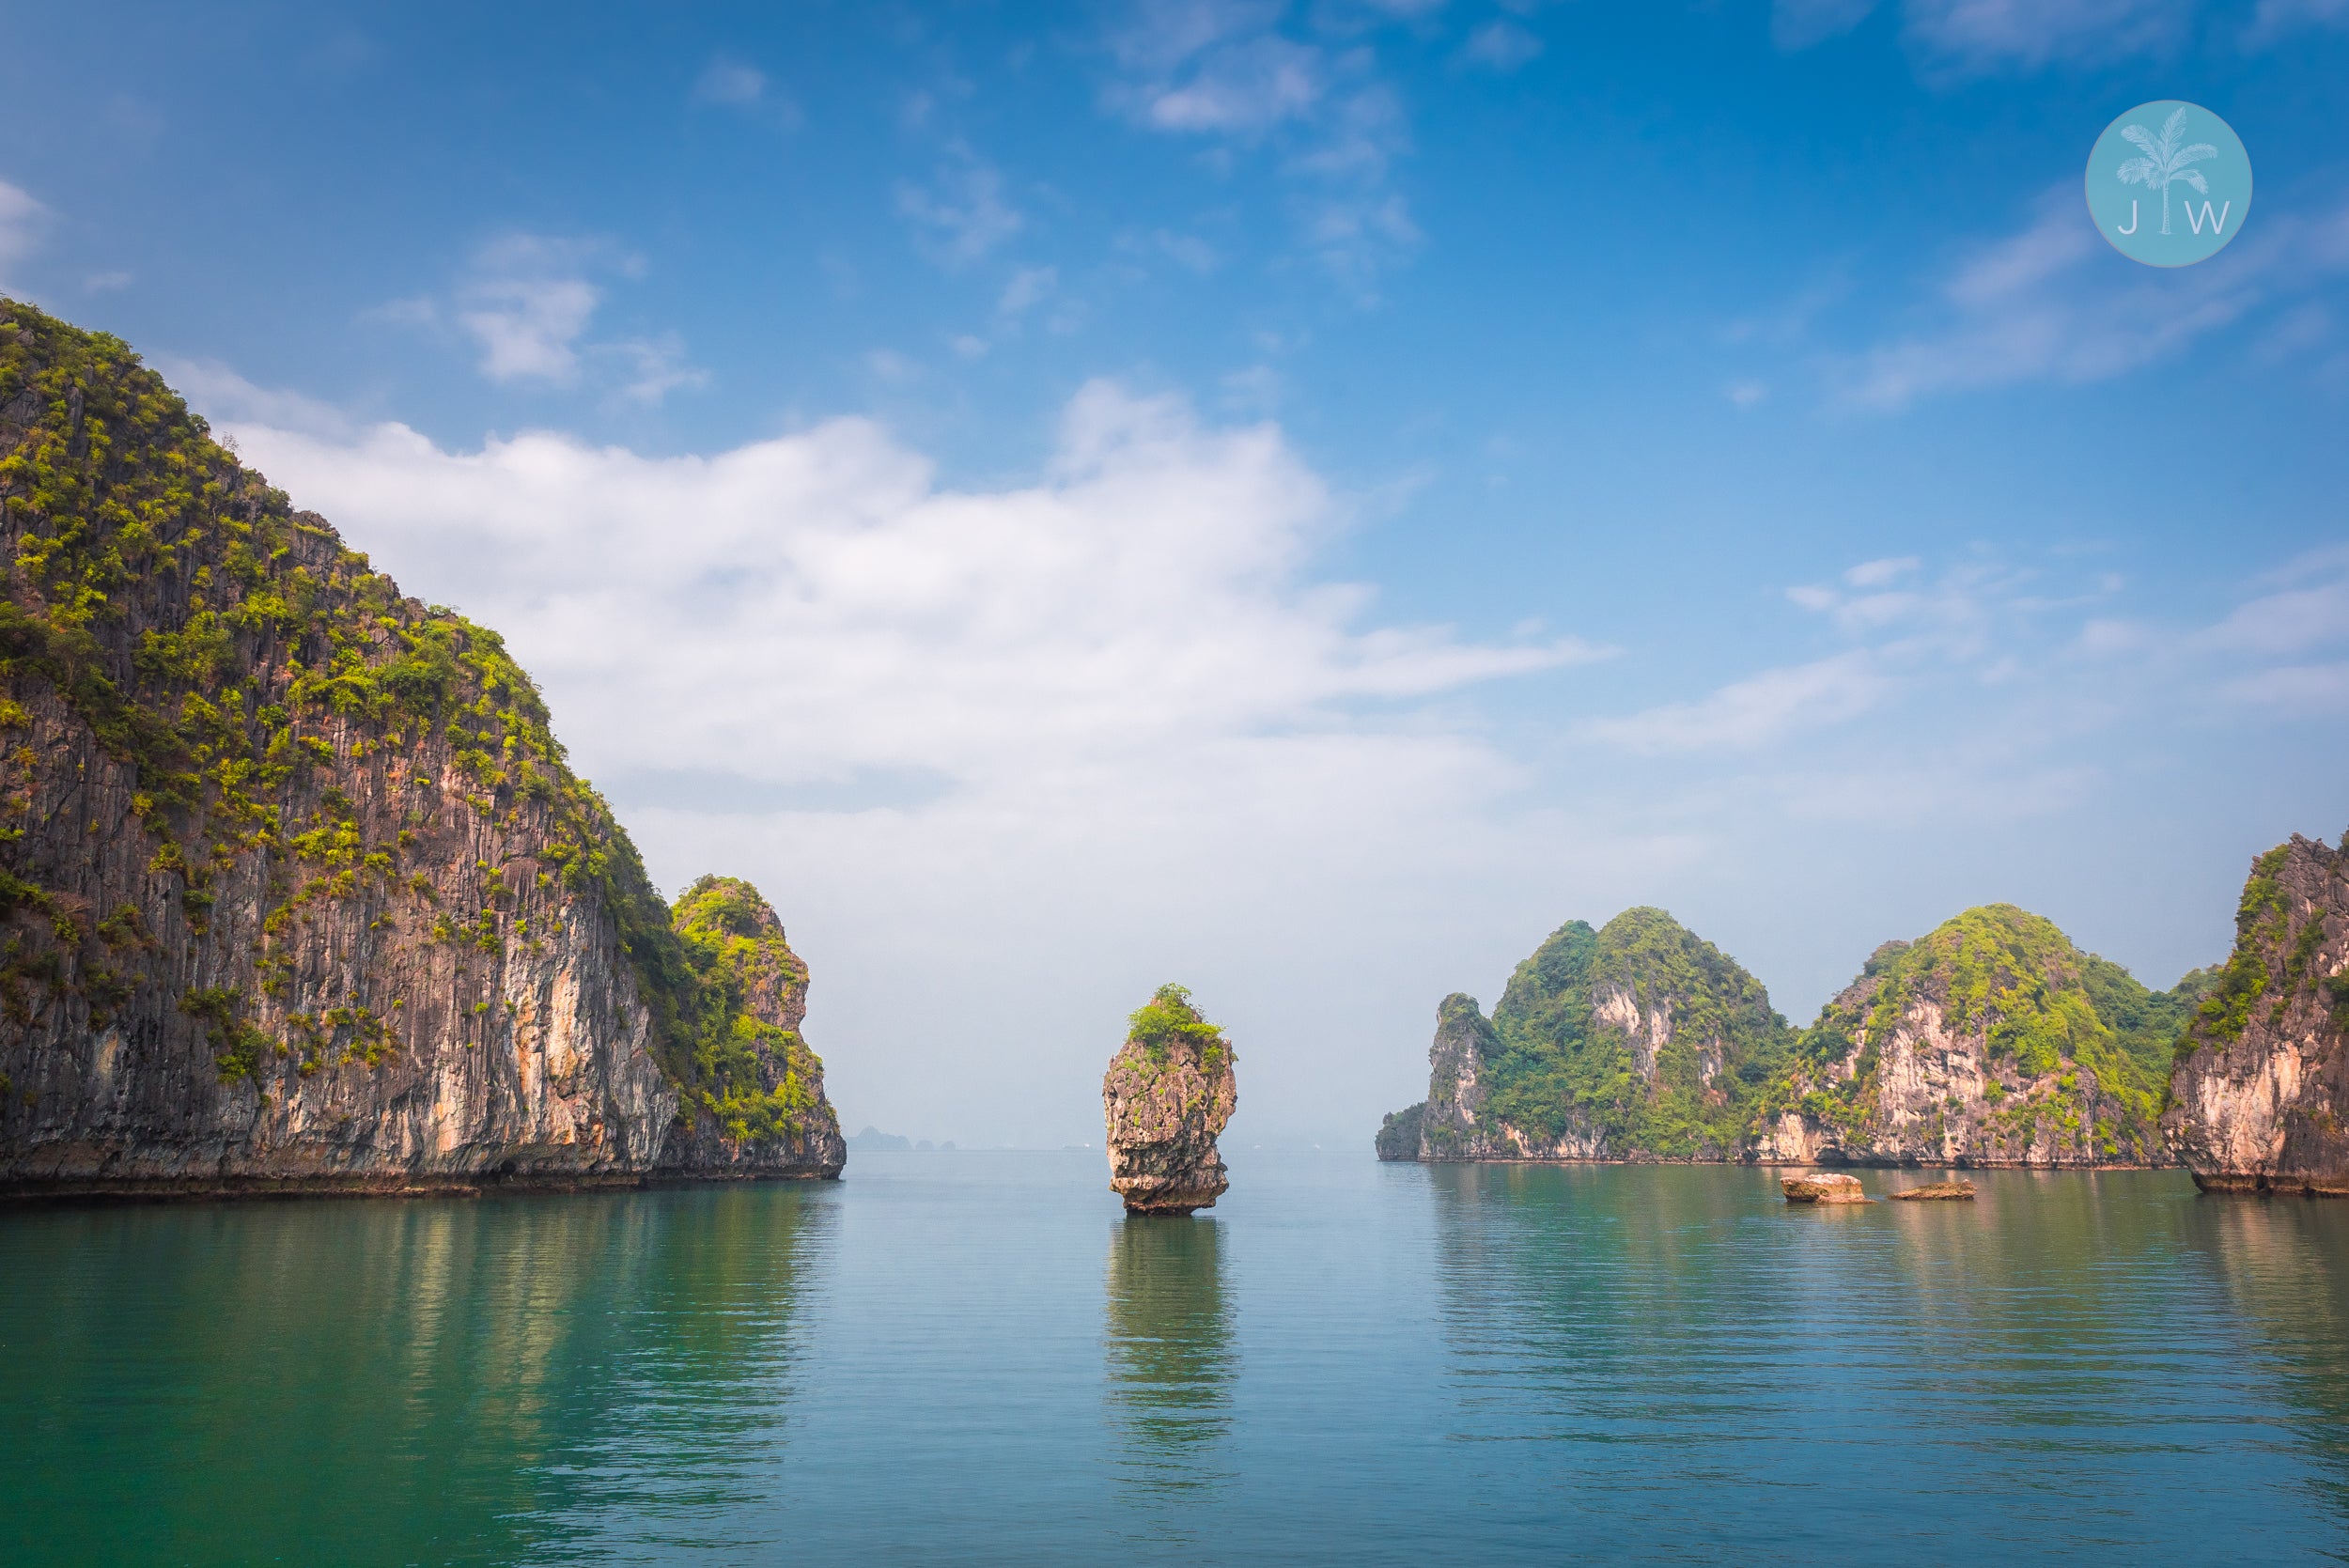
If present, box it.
[0,1184,835,1567]
[1104,1215,1235,1493]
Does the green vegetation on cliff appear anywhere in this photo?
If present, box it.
[0,299,813,1137]
[1127,983,1228,1068]
[1381,898,2211,1164]
[1774,904,2187,1156]
[1479,908,1794,1157]
[665,876,824,1141]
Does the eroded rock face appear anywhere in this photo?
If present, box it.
[0,301,841,1195]
[1752,908,2186,1170]
[2164,837,2349,1196]
[1781,1172,1866,1203]
[1103,986,1236,1215]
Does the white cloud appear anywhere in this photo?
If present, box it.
[2197,580,2349,657]
[0,179,50,291]
[1904,0,2195,70]
[1774,0,1880,48]
[1221,363,1283,413]
[689,54,801,128]
[601,334,709,405]
[2220,662,2349,708]
[1777,0,2337,70]
[2077,618,2147,656]
[226,383,1598,798]
[373,234,705,404]
[1457,20,1544,70]
[863,348,923,384]
[896,148,1024,268]
[1143,34,1323,132]
[1156,229,1221,273]
[150,357,357,440]
[459,276,601,384]
[997,265,1058,317]
[84,270,132,294]
[1844,556,1920,588]
[1102,3,1419,292]
[1594,553,2110,759]
[692,57,766,106]
[1831,188,2349,411]
[1770,0,2346,70]
[2247,0,2349,44]
[1582,650,1891,754]
[360,295,438,328]
[1776,758,2103,825]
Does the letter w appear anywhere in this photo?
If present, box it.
[2186,200,2232,236]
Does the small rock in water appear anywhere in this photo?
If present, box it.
[1781,1172,1868,1203]
[1888,1180,1977,1201]
[1103,985,1237,1216]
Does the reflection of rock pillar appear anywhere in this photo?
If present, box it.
[1104,1217,1235,1481]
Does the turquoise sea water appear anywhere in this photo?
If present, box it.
[4,1153,2348,1565]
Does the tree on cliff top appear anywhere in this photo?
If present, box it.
[1127,984,1227,1066]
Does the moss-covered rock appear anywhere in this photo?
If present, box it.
[1103,985,1236,1214]
[1379,901,2201,1169]
[0,298,840,1191]
[2163,836,2349,1194]
[1377,908,1793,1161]
[1753,905,2186,1168]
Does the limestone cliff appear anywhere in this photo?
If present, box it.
[1752,907,2184,1169]
[1103,985,1236,1214]
[1377,908,1792,1161]
[2164,836,2349,1195]
[0,300,842,1194]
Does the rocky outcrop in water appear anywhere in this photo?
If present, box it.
[1781,1172,1866,1203]
[1751,907,2186,1170]
[1377,908,1792,1162]
[0,301,841,1195]
[2164,836,2349,1196]
[1103,985,1236,1215]
[1888,1180,1976,1201]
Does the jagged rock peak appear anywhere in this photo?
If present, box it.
[0,298,841,1194]
[2163,836,2349,1195]
[1102,984,1236,1215]
[1377,908,1791,1162]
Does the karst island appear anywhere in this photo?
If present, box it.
[1101,984,1237,1215]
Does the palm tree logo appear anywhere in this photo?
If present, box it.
[2115,106,2217,237]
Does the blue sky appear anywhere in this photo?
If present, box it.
[5,0,2347,1145]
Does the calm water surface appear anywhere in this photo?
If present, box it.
[5,1154,2348,1564]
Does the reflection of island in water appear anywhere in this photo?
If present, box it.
[1104,1218,1235,1490]
[2199,1196,2349,1509]
[0,1185,830,1566]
